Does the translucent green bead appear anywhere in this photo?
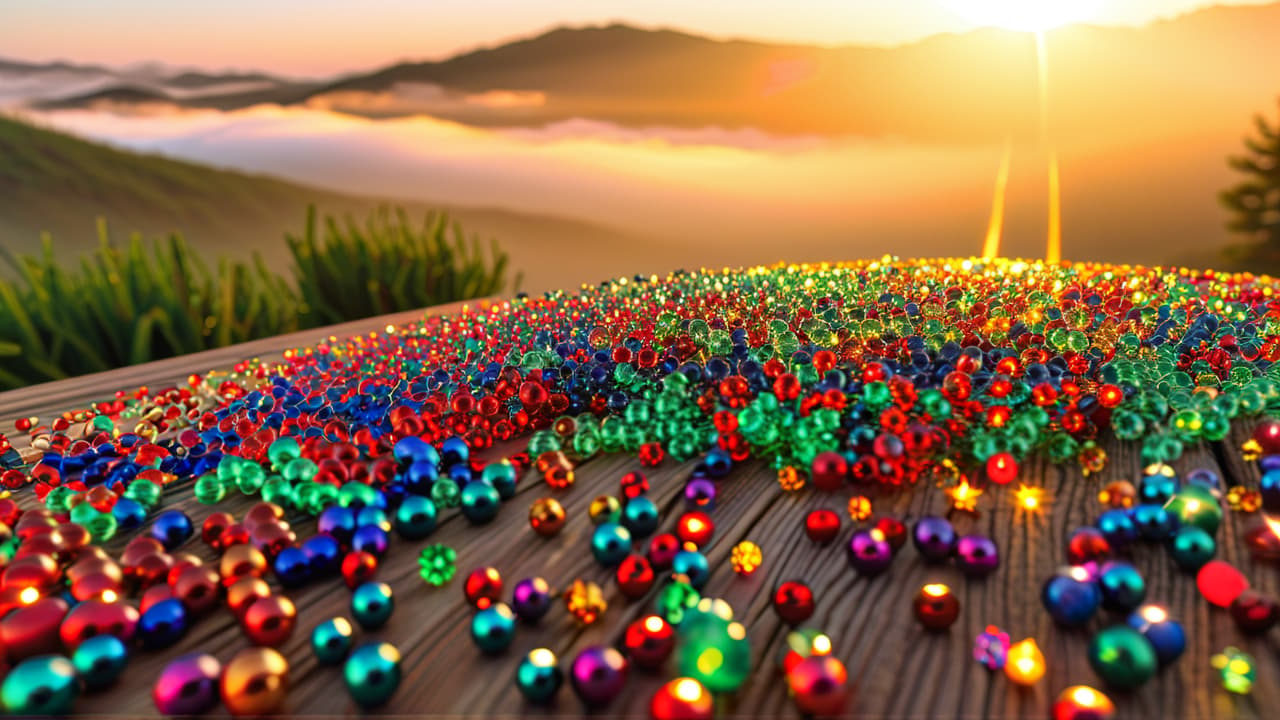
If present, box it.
[527,430,561,456]
[193,474,228,504]
[217,455,243,481]
[261,477,296,509]
[431,478,461,509]
[267,437,301,470]
[91,415,115,433]
[307,484,339,515]
[339,481,380,509]
[236,465,266,495]
[677,614,751,693]
[283,458,318,482]
[84,512,117,542]
[863,382,892,409]
[123,479,161,509]
[43,486,75,514]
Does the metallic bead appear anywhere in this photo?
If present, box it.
[955,534,1000,577]
[529,497,566,537]
[591,522,632,567]
[220,647,289,716]
[241,594,296,647]
[515,648,562,704]
[471,602,517,655]
[1088,626,1157,689]
[71,635,128,691]
[351,582,395,630]
[570,646,628,707]
[787,656,848,716]
[137,597,188,650]
[511,577,553,623]
[393,495,438,539]
[311,617,355,665]
[343,642,402,708]
[153,653,221,715]
[1041,567,1101,626]
[1,655,79,714]
[464,567,503,610]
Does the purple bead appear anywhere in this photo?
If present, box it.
[317,506,356,544]
[955,534,999,577]
[351,524,389,557]
[847,529,893,576]
[912,516,957,562]
[152,653,220,715]
[1259,454,1280,472]
[684,478,716,510]
[511,577,552,623]
[569,646,628,707]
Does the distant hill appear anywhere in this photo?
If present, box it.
[0,114,640,291]
[24,3,1280,143]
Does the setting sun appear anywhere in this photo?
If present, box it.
[944,0,1105,31]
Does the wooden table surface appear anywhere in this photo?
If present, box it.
[2,305,1277,719]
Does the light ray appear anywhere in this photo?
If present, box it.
[982,138,1013,259]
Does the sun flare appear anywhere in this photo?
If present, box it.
[943,0,1104,32]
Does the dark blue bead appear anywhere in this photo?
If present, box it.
[317,506,357,545]
[403,460,439,495]
[1096,509,1139,547]
[302,534,342,575]
[351,524,389,558]
[1041,570,1102,626]
[138,598,188,649]
[149,510,193,551]
[440,437,470,467]
[274,546,311,588]
[111,497,147,531]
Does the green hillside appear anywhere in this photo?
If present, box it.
[0,113,638,290]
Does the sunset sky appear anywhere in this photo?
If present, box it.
[3,0,1273,75]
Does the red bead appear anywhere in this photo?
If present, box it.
[342,551,378,589]
[622,614,675,670]
[0,596,67,663]
[464,567,503,610]
[249,522,295,559]
[2,553,60,591]
[242,503,285,533]
[774,580,815,625]
[650,678,713,720]
[912,583,960,631]
[172,566,221,615]
[1197,560,1249,608]
[648,534,680,570]
[140,583,176,614]
[638,443,666,466]
[215,523,251,551]
[787,656,849,716]
[985,452,1018,484]
[202,512,235,546]
[616,554,655,599]
[132,553,175,590]
[1229,590,1279,634]
[620,471,649,499]
[121,537,164,566]
[676,512,714,548]
[810,451,848,492]
[1067,527,1112,565]
[59,597,139,649]
[241,595,296,647]
[874,517,907,552]
[805,509,841,545]
[220,544,268,586]
[1253,418,1280,455]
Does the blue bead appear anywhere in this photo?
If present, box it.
[110,497,147,531]
[621,497,660,538]
[1096,509,1138,547]
[1132,503,1177,541]
[302,534,342,576]
[403,460,439,495]
[1139,469,1179,505]
[1127,606,1186,666]
[351,524,389,558]
[672,550,710,589]
[149,510,193,551]
[1260,469,1280,513]
[440,437,470,467]
[1097,561,1146,612]
[356,507,390,530]
[1041,570,1101,626]
[138,598,188,649]
[273,546,311,588]
[318,506,357,545]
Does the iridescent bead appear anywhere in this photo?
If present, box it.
[570,646,628,707]
[1170,526,1215,572]
[344,642,402,708]
[528,497,566,537]
[149,510,193,550]
[672,550,710,589]
[1097,561,1146,612]
[847,529,893,576]
[1,655,79,714]
[71,635,128,691]
[515,648,563,704]
[1131,504,1176,541]
[588,495,622,525]
[956,534,999,577]
[343,550,379,589]
[311,617,355,665]
[351,524,389,558]
[973,625,1010,670]
[481,459,519,499]
[317,506,357,545]
[471,602,517,654]
[153,653,221,715]
[511,577,553,623]
[911,516,956,562]
[1095,510,1138,548]
[351,581,395,630]
[273,546,310,588]
[683,478,715,509]
[621,496,660,538]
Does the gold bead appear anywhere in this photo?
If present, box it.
[220,647,289,715]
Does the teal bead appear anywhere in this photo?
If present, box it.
[460,481,501,525]
[621,496,660,538]
[591,522,633,567]
[339,481,382,510]
[1170,526,1216,572]
[672,550,711,589]
[481,460,519,499]
[471,603,518,655]
[1,655,79,714]
[1088,626,1158,689]
[393,496,438,539]
[351,582,395,630]
[311,617,355,665]
[343,642,402,708]
[71,635,128,692]
[356,507,391,532]
[515,648,563,704]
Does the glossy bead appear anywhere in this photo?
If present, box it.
[623,614,676,669]
[875,516,908,552]
[912,516,956,562]
[344,642,402,708]
[351,581,395,630]
[1170,526,1215,572]
[72,635,129,691]
[270,546,308,589]
[512,577,553,622]
[913,583,960,631]
[482,459,519,499]
[570,646,629,707]
[672,550,710,589]
[150,510,193,550]
[1096,510,1138,548]
[515,648,563,704]
[220,544,268,585]
[153,652,221,715]
[657,579,701,625]
[460,480,501,524]
[620,471,650,500]
[730,541,763,576]
[1097,561,1146,612]
[1138,465,1178,504]
[417,544,457,586]
[221,647,289,716]
[847,528,893,575]
[242,594,296,647]
[202,512,235,545]
[312,617,355,665]
[138,597,188,649]
[1087,626,1157,689]
[1041,567,1101,626]
[811,451,847,491]
[1260,468,1280,512]
[529,497,566,536]
[1131,503,1176,541]
[464,567,503,609]
[592,522,633,567]
[59,597,139,649]
[393,495,437,539]
[986,452,1018,484]
[301,533,341,576]
[974,625,1011,670]
[588,495,622,525]
[787,655,849,716]
[956,534,1000,577]
[471,602,518,654]
[226,576,271,617]
[1196,560,1248,607]
[2,655,79,714]
[565,579,608,625]
[676,512,714,547]
[622,496,660,538]
[1211,646,1256,694]
[317,506,357,545]
[1166,485,1222,535]
[351,524,389,558]
[683,478,715,510]
[1052,685,1116,720]
[617,554,656,599]
[650,677,713,720]
[1004,638,1046,686]
[342,550,379,589]
[648,533,681,569]
[172,565,221,615]
[1067,527,1112,565]
[773,580,815,625]
[1126,605,1185,665]
[1229,590,1280,634]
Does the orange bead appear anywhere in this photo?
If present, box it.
[225,577,271,618]
[220,647,289,716]
[221,544,268,586]
[241,595,296,647]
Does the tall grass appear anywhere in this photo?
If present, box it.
[0,206,516,390]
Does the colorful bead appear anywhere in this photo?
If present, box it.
[616,554,656,599]
[913,583,960,631]
[241,594,296,646]
[71,635,128,691]
[1087,626,1157,689]
[621,496,660,538]
[787,655,848,716]
[418,544,457,586]
[511,577,553,622]
[351,581,395,630]
[912,516,957,562]
[564,579,607,625]
[570,646,628,707]
[1210,647,1255,694]
[1196,560,1249,607]
[2,655,79,715]
[773,580,815,625]
[1228,589,1280,634]
[344,642,402,708]
[1004,638,1046,686]
[463,567,503,610]
[623,614,676,669]
[1041,567,1101,626]
[220,647,289,716]
[805,509,841,545]
[847,528,893,575]
[471,602,517,654]
[311,617,355,665]
[955,534,999,577]
[1096,561,1146,612]
[1052,685,1115,720]
[591,523,633,567]
[730,541,762,576]
[153,653,221,715]
[515,648,563,704]
[650,678,714,720]
[1126,605,1185,665]
[393,496,438,539]
[974,625,1011,670]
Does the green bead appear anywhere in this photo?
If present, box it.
[69,502,101,526]
[515,649,563,704]
[481,460,519,499]
[312,617,355,665]
[193,474,228,504]
[418,544,457,586]
[123,479,161,509]
[677,614,751,693]
[1166,486,1222,535]
[656,580,701,625]
[339,481,381,509]
[236,464,266,494]
[261,477,296,508]
[267,437,301,470]
[460,481,501,525]
[282,457,317,482]
[393,496,438,539]
[343,642,402,708]
[1170,526,1216,572]
[1,655,79,714]
[43,487,75,514]
[431,478,461,509]
[83,513,117,542]
[71,635,128,692]
[470,603,517,655]
[351,582,395,630]
[1088,626,1158,689]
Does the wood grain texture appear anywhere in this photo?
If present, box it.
[2,308,1278,718]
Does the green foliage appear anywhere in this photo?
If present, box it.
[0,206,516,390]
[1221,102,1280,271]
[287,206,519,328]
